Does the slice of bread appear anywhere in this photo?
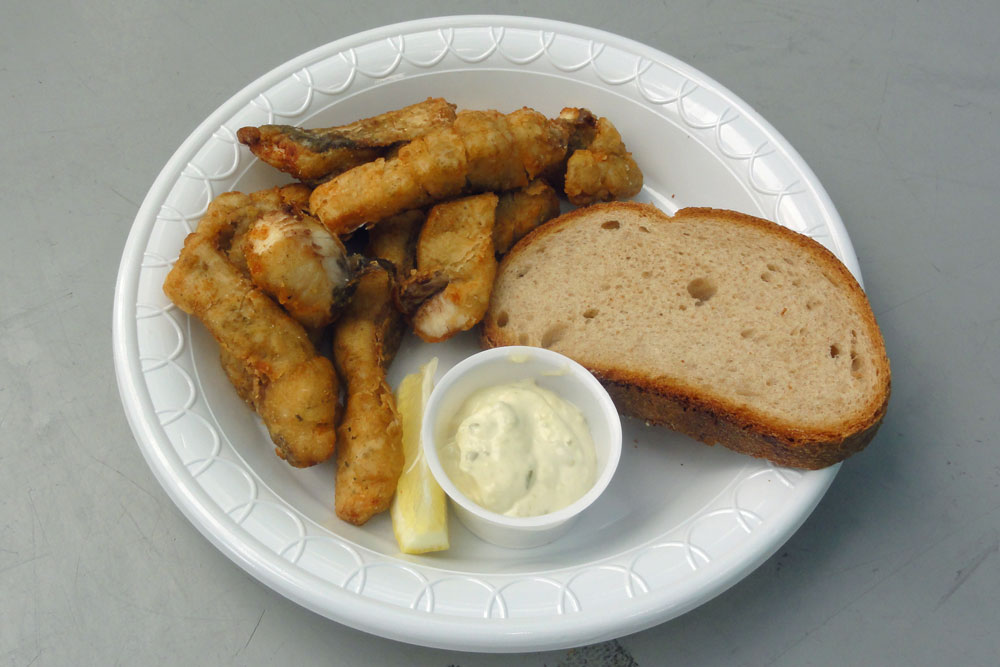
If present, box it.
[481,203,890,469]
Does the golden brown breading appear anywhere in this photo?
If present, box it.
[331,268,403,525]
[397,193,498,343]
[162,190,338,468]
[559,108,643,205]
[309,109,571,236]
[492,179,561,255]
[224,184,313,274]
[329,210,423,525]
[452,110,524,191]
[239,208,358,332]
[236,98,457,184]
[366,210,423,364]
[508,108,577,183]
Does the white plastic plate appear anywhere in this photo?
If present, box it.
[113,15,851,652]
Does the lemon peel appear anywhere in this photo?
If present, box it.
[390,358,449,554]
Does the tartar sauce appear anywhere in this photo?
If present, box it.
[439,379,597,517]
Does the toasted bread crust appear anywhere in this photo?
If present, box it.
[481,203,890,469]
[590,366,888,470]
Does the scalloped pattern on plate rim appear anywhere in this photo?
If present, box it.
[113,15,845,652]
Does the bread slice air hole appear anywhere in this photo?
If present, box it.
[496,311,509,328]
[540,323,568,348]
[687,277,717,302]
[760,272,773,282]
[639,225,651,233]
[741,329,755,339]
[851,350,863,374]
[582,308,599,319]
[830,344,840,358]
[601,220,620,230]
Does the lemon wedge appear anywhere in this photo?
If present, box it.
[391,357,449,554]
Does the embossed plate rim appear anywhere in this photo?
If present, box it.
[114,15,843,652]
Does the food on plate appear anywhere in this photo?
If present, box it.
[236,97,457,183]
[166,98,648,526]
[308,108,573,235]
[239,207,367,332]
[492,179,561,255]
[391,358,449,554]
[481,203,890,469]
[558,107,643,205]
[438,378,597,517]
[396,193,499,343]
[330,211,423,525]
[163,189,339,467]
[331,262,404,525]
[366,209,424,363]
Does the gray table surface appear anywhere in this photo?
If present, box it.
[3,1,998,664]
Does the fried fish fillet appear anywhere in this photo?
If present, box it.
[366,210,423,363]
[397,193,498,343]
[309,108,571,235]
[331,211,423,525]
[163,189,339,468]
[236,98,457,183]
[224,184,312,274]
[492,179,561,255]
[558,107,643,205]
[239,208,363,332]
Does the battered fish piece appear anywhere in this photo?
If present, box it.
[240,208,364,332]
[225,184,312,275]
[367,210,423,363]
[331,211,423,525]
[237,98,457,183]
[492,179,561,255]
[397,193,498,343]
[559,107,643,205]
[163,190,338,468]
[309,108,571,235]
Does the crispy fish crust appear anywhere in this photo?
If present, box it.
[397,193,498,343]
[367,210,423,364]
[163,188,339,467]
[236,98,457,183]
[331,211,423,525]
[239,208,356,332]
[492,179,561,255]
[309,108,570,235]
[225,184,312,274]
[559,108,643,205]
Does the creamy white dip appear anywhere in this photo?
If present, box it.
[439,379,597,517]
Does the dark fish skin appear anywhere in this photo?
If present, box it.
[237,97,457,184]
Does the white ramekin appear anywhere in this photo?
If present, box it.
[421,346,622,549]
